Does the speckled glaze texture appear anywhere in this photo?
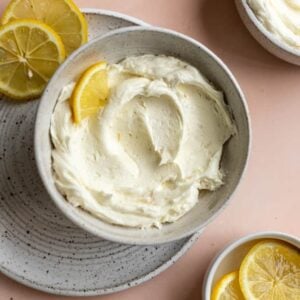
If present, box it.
[235,0,300,65]
[0,9,200,296]
[35,27,250,245]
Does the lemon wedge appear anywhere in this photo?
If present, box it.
[0,19,65,100]
[70,62,109,123]
[212,271,245,300]
[239,240,300,300]
[1,0,88,56]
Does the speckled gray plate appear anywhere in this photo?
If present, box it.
[0,9,200,296]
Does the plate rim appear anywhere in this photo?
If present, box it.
[0,232,201,296]
[0,8,200,297]
[82,7,150,27]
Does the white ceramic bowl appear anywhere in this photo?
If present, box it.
[202,231,300,300]
[235,0,300,65]
[34,26,250,245]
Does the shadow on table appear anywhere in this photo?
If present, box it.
[198,0,299,70]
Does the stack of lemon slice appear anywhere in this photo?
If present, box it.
[212,240,300,300]
[0,0,88,100]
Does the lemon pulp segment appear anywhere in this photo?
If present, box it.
[1,0,88,56]
[0,19,65,100]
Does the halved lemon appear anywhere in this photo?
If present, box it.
[0,19,65,100]
[1,0,88,56]
[212,271,245,300]
[239,240,300,300]
[70,62,109,123]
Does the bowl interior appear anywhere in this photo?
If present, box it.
[212,239,265,285]
[35,27,250,244]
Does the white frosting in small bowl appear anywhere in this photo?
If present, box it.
[248,0,300,51]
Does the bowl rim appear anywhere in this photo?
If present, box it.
[202,231,300,300]
[34,25,251,245]
[236,0,300,58]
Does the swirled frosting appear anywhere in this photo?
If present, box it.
[50,55,235,228]
[248,0,300,51]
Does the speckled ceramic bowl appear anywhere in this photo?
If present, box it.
[235,0,300,65]
[202,231,300,300]
[35,26,251,245]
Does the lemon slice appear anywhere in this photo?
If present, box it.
[0,19,65,100]
[1,0,88,56]
[212,271,244,300]
[70,62,109,123]
[239,240,300,300]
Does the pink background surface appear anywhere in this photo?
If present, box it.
[0,0,299,299]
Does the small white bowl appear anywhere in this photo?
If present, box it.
[35,26,250,245]
[202,231,300,300]
[235,0,300,65]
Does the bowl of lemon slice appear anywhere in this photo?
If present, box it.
[203,231,300,300]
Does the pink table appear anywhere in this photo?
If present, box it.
[0,0,299,299]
